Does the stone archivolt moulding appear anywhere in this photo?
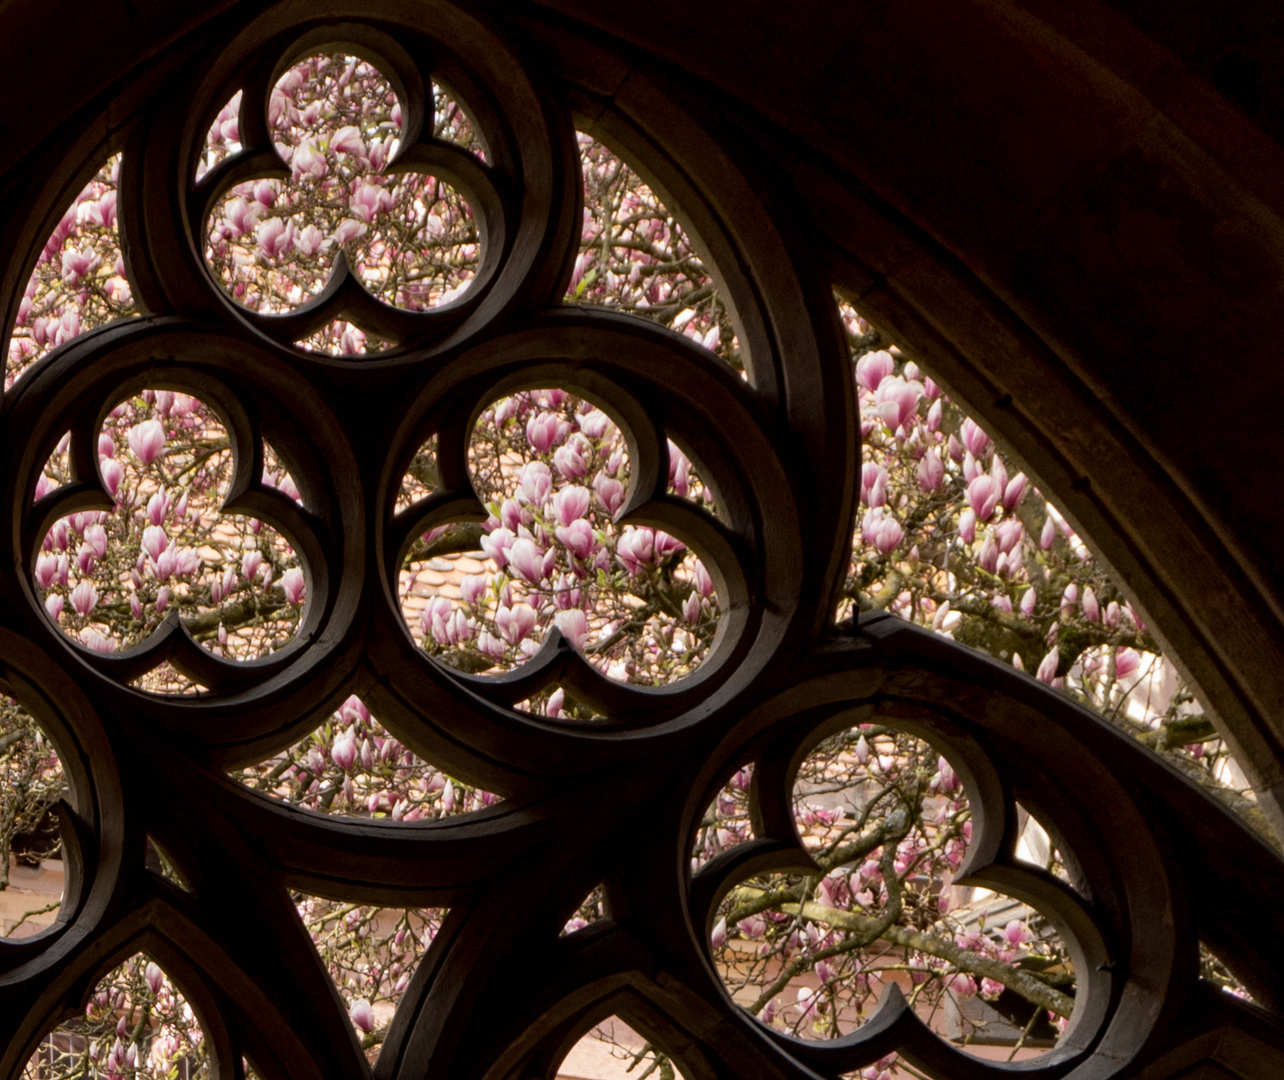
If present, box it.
[1,4,1282,1079]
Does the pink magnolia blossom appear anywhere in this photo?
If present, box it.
[553,441,588,478]
[966,474,1000,522]
[1004,919,1031,947]
[692,559,714,598]
[154,548,177,582]
[70,580,98,617]
[710,917,728,950]
[78,627,115,654]
[917,448,945,491]
[295,223,326,257]
[862,509,903,555]
[578,409,612,439]
[332,729,358,772]
[223,196,261,237]
[349,999,375,1034]
[654,531,685,559]
[525,412,561,454]
[256,216,295,259]
[332,218,367,244]
[85,190,118,228]
[291,141,327,180]
[281,566,305,605]
[592,472,625,515]
[60,246,101,286]
[35,554,58,589]
[350,182,390,223]
[670,451,691,497]
[874,376,922,432]
[460,575,488,607]
[555,519,595,560]
[253,180,277,207]
[554,608,589,650]
[552,485,591,526]
[143,961,164,996]
[854,350,895,393]
[146,488,171,527]
[100,457,123,496]
[977,534,998,573]
[331,125,366,159]
[507,538,547,584]
[480,526,515,568]
[1036,647,1060,684]
[127,420,166,465]
[960,417,991,457]
[141,525,168,563]
[1003,471,1028,510]
[519,461,553,504]
[52,309,82,345]
[616,527,655,575]
[241,550,264,582]
[861,462,888,507]
[989,454,1008,494]
[995,518,1023,554]
[1116,647,1141,680]
[496,603,537,646]
[1061,583,1078,618]
[420,596,453,644]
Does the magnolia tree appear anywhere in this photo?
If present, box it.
[1,49,1256,1080]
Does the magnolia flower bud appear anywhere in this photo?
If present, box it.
[966,475,1000,522]
[281,566,305,605]
[960,417,991,457]
[710,917,727,950]
[916,448,944,491]
[349,999,375,1033]
[332,729,357,772]
[100,457,124,497]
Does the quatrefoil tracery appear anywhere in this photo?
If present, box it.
[1,6,1273,1080]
